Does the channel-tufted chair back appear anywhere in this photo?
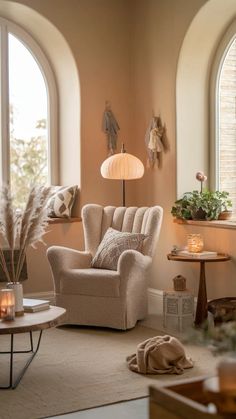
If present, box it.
[82,204,163,258]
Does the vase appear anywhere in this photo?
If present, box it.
[6,282,24,316]
[218,210,233,220]
[218,356,236,393]
[214,356,236,413]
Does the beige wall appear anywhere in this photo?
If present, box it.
[177,0,236,197]
[131,0,236,299]
[131,0,206,290]
[1,0,134,293]
[1,0,236,301]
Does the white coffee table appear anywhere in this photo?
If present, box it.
[0,306,65,389]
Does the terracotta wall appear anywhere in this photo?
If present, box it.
[1,0,134,293]
[2,0,236,300]
[130,0,236,299]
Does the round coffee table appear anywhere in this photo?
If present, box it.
[167,253,231,327]
[0,306,65,389]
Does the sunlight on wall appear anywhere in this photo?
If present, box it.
[176,0,236,198]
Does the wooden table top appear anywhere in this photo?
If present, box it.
[167,253,231,263]
[0,306,66,335]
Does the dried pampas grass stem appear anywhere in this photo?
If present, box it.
[0,186,52,284]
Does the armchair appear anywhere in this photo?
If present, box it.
[47,205,163,329]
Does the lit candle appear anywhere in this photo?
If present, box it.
[187,234,204,253]
[0,289,15,321]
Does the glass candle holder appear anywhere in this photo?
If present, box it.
[187,234,204,253]
[0,289,15,320]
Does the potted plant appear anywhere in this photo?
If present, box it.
[171,190,232,221]
[0,186,52,315]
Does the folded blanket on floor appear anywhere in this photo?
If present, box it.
[126,335,193,375]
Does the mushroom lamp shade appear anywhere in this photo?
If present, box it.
[101,152,144,180]
[101,149,144,206]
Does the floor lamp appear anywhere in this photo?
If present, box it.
[100,144,144,206]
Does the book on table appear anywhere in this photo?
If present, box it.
[23,298,50,313]
[177,250,218,258]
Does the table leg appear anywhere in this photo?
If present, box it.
[0,330,43,389]
[195,261,208,327]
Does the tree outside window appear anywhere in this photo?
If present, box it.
[8,33,49,209]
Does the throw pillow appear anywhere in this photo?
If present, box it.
[47,185,78,218]
[91,227,147,270]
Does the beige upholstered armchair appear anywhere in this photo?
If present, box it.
[47,205,163,330]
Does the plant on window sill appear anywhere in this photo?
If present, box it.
[171,172,233,221]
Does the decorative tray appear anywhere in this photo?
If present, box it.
[149,376,235,418]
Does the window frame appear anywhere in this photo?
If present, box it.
[0,17,58,187]
[210,19,236,192]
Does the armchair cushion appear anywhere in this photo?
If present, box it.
[60,268,120,297]
[91,227,147,270]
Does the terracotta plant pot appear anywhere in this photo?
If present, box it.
[218,210,233,220]
[191,208,207,220]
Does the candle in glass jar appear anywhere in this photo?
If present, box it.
[0,289,15,320]
[187,234,204,253]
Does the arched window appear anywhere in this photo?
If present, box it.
[211,21,236,212]
[0,18,58,208]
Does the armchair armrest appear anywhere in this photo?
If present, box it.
[47,246,92,293]
[117,249,152,296]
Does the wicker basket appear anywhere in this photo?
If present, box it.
[173,275,186,291]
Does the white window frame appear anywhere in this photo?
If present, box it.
[210,19,236,192]
[0,17,58,187]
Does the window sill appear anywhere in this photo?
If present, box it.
[173,218,236,230]
[48,217,81,224]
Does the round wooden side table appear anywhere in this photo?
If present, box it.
[167,253,231,327]
[0,306,65,389]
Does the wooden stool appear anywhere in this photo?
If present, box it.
[208,297,236,325]
[163,290,194,332]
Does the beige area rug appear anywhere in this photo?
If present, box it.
[0,324,219,419]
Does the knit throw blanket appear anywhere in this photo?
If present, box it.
[126,335,193,375]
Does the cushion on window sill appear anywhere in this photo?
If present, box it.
[47,185,78,218]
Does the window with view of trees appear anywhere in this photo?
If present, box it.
[9,34,48,208]
[0,19,57,209]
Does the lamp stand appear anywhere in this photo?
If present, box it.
[122,179,125,207]
[121,143,126,206]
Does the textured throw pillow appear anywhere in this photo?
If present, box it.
[47,185,78,218]
[91,227,147,270]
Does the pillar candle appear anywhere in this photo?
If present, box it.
[0,289,15,320]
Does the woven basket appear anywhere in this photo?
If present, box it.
[173,275,186,291]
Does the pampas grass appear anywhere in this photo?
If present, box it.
[0,186,52,283]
